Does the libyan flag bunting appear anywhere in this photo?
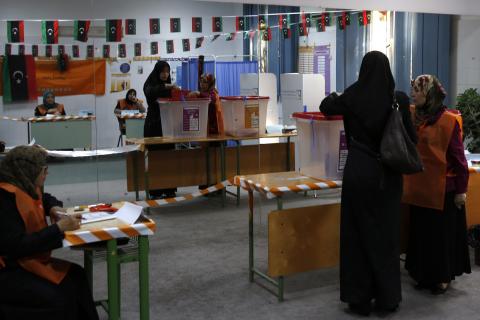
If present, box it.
[42,20,58,44]
[106,19,123,42]
[7,21,24,43]
[74,20,90,42]
[2,55,37,103]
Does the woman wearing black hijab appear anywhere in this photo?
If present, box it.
[320,51,416,316]
[143,60,178,198]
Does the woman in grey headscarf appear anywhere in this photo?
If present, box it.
[0,145,98,319]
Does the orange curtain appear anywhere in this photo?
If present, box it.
[35,59,106,96]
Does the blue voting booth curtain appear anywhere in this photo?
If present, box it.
[180,60,258,96]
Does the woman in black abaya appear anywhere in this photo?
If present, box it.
[320,51,416,316]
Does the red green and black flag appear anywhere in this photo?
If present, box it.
[103,44,110,58]
[149,18,160,34]
[282,27,291,39]
[279,14,290,29]
[195,36,204,49]
[258,15,267,30]
[105,19,122,42]
[226,32,236,41]
[170,18,181,33]
[2,54,37,103]
[338,12,350,30]
[150,42,158,55]
[31,45,38,57]
[7,21,24,43]
[182,39,190,52]
[125,19,136,35]
[42,20,59,44]
[166,40,174,54]
[87,45,94,58]
[4,44,11,55]
[45,45,52,57]
[134,43,141,57]
[236,16,247,31]
[58,45,65,55]
[212,17,223,32]
[73,20,90,42]
[299,13,309,36]
[210,34,220,42]
[72,45,79,58]
[118,43,126,58]
[358,11,371,26]
[317,13,331,32]
[302,12,312,28]
[261,28,271,41]
[18,45,25,55]
[192,17,202,33]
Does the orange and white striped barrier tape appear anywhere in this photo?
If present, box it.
[63,219,156,247]
[1,115,95,122]
[134,178,235,208]
[235,176,342,199]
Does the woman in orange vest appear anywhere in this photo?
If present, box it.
[404,75,471,294]
[114,88,146,135]
[0,145,99,319]
[34,90,66,116]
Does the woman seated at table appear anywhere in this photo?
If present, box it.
[188,74,224,135]
[0,145,99,319]
[34,90,66,116]
[114,89,146,135]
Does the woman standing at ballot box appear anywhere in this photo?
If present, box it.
[114,88,146,135]
[0,145,98,319]
[404,75,471,294]
[143,60,178,199]
[34,90,66,116]
[320,51,416,316]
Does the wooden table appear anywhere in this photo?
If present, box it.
[27,116,95,150]
[126,133,297,202]
[236,171,342,301]
[65,203,155,320]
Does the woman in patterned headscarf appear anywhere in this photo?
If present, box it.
[34,90,66,116]
[404,74,471,295]
[0,145,98,319]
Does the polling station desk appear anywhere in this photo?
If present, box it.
[26,115,95,150]
[236,171,342,301]
[115,114,145,139]
[65,203,156,320]
[125,133,296,202]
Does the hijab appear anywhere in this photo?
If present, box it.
[125,89,137,104]
[42,90,57,109]
[200,74,216,93]
[411,74,447,126]
[143,60,172,103]
[0,145,47,199]
[342,51,395,136]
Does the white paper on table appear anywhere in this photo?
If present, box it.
[115,202,143,225]
[81,211,117,224]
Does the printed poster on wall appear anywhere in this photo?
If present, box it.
[183,107,200,131]
[110,59,131,93]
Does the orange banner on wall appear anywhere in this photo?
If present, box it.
[35,59,106,96]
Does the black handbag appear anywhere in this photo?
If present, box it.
[380,99,423,174]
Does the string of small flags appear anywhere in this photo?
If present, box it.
[3,11,371,58]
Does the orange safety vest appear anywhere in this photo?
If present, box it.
[118,98,144,110]
[0,183,70,284]
[402,108,462,210]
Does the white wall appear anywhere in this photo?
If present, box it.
[451,15,480,105]
[0,0,244,148]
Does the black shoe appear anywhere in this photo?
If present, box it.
[430,283,449,295]
[414,282,429,290]
[374,302,399,313]
[348,303,372,316]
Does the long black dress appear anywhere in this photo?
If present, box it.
[0,190,99,319]
[143,60,176,197]
[319,52,416,309]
